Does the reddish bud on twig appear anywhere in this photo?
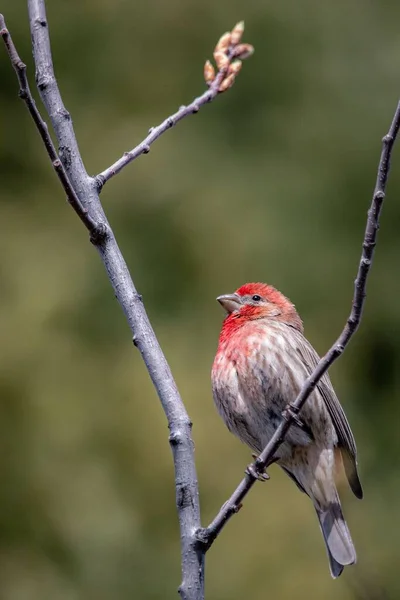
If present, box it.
[233,43,254,60]
[231,21,245,45]
[228,60,242,76]
[213,50,229,71]
[215,32,232,53]
[204,60,215,85]
[219,73,236,93]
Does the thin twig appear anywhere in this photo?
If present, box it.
[96,32,253,189]
[197,101,400,549]
[17,2,205,598]
[96,81,222,190]
[0,14,98,234]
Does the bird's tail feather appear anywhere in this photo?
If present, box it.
[315,499,356,579]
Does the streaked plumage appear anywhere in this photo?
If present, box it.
[212,282,362,577]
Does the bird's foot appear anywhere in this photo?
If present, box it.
[251,453,278,466]
[246,459,270,482]
[283,403,304,429]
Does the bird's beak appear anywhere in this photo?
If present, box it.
[216,293,242,314]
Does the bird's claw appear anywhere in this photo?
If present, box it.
[246,462,270,482]
[283,404,304,429]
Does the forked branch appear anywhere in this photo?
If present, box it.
[2,1,398,596]
[1,6,253,600]
[0,14,98,234]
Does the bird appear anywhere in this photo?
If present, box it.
[211,282,363,578]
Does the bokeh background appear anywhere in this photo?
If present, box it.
[1,1,400,599]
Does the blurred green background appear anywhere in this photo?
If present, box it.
[1,1,399,599]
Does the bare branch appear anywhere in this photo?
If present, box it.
[0,14,98,234]
[197,101,400,550]
[5,0,391,591]
[3,2,216,597]
[95,25,254,190]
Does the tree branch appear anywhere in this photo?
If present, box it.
[27,1,202,597]
[95,89,220,191]
[3,5,254,598]
[0,14,98,234]
[5,0,392,591]
[197,101,400,550]
[95,26,253,190]
[3,2,234,597]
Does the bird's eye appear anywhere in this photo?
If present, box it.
[252,294,262,302]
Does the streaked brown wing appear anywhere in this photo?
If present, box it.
[291,327,363,500]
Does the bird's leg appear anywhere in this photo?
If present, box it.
[246,463,269,482]
[245,454,277,482]
[283,402,304,429]
[251,453,278,466]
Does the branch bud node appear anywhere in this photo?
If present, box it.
[219,73,236,93]
[233,43,254,60]
[213,51,229,71]
[215,32,231,53]
[231,21,245,45]
[228,60,242,76]
[203,59,216,85]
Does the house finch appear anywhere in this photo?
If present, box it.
[211,282,363,578]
